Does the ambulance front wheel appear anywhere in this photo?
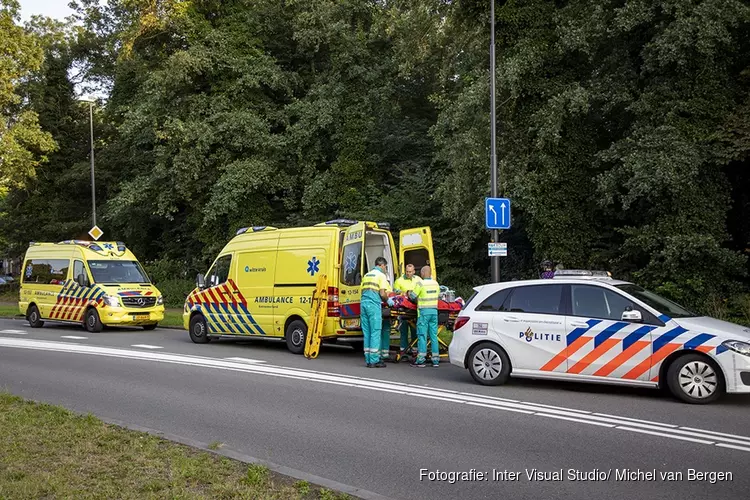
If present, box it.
[285,319,307,355]
[84,308,103,333]
[189,314,211,344]
[27,305,44,328]
[142,323,158,331]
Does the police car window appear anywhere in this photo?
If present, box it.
[24,259,69,285]
[504,285,564,315]
[475,289,511,312]
[341,242,362,286]
[207,255,232,287]
[571,285,635,320]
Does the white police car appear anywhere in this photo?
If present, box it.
[448,270,750,404]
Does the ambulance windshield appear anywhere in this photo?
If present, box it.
[88,260,151,284]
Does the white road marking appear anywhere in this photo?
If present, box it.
[1,330,27,334]
[539,413,615,428]
[1,337,748,453]
[616,426,714,445]
[61,336,88,340]
[130,344,163,349]
[224,357,267,364]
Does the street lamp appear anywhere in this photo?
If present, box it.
[78,97,96,228]
[489,0,499,283]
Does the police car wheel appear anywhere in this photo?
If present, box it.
[84,308,103,333]
[468,343,510,386]
[189,315,210,344]
[27,305,44,328]
[667,354,723,404]
[285,319,307,355]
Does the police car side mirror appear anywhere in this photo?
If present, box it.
[621,309,642,323]
[76,273,89,288]
[196,273,206,289]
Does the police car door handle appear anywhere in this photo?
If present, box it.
[504,316,520,322]
[570,321,588,328]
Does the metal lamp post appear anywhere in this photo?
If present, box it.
[79,98,96,228]
[490,0,500,283]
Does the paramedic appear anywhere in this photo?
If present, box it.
[360,257,394,368]
[393,264,421,356]
[408,265,440,367]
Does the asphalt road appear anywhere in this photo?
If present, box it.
[1,317,749,500]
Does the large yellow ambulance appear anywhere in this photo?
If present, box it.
[19,240,165,332]
[183,220,435,354]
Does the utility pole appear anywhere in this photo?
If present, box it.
[490,0,499,283]
[88,100,96,227]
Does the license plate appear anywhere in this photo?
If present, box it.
[132,314,150,321]
[342,318,360,329]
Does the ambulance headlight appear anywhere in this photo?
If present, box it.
[721,340,750,357]
[104,295,120,307]
[157,295,164,305]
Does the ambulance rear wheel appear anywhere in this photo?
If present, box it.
[84,308,103,333]
[285,319,307,355]
[27,305,44,328]
[189,314,210,344]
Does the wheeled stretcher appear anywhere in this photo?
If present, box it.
[384,294,463,362]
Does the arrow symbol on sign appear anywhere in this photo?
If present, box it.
[500,202,506,225]
[489,205,498,225]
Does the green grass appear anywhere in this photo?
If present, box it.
[0,302,185,329]
[0,392,350,499]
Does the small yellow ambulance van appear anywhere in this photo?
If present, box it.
[19,240,165,332]
[183,219,435,354]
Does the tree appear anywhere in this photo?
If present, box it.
[0,0,56,189]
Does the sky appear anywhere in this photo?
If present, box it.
[18,0,75,22]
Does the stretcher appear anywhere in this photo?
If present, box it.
[384,294,463,363]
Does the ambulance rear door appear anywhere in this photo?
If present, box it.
[339,222,366,330]
[399,227,437,280]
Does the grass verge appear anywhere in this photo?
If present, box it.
[0,302,184,329]
[0,392,351,500]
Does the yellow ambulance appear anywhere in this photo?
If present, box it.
[183,220,435,354]
[19,240,165,332]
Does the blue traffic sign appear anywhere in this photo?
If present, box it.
[485,198,511,229]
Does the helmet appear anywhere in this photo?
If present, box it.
[541,260,553,269]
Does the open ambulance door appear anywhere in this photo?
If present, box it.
[399,227,437,281]
[338,222,366,329]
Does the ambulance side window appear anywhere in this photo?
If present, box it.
[23,259,69,285]
[341,242,362,286]
[73,260,89,286]
[207,255,232,287]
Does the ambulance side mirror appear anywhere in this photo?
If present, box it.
[196,273,206,289]
[76,273,89,288]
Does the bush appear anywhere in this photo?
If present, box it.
[155,279,195,308]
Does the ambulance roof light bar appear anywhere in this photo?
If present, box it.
[236,226,278,235]
[320,219,358,227]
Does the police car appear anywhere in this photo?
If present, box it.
[448,270,750,404]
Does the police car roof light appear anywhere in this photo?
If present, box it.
[552,269,612,279]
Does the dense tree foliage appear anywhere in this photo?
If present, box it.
[1,0,749,318]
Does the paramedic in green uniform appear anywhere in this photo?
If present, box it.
[393,264,421,356]
[408,265,440,367]
[359,257,393,368]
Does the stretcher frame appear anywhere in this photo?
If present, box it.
[388,308,458,363]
